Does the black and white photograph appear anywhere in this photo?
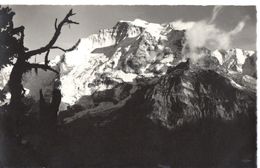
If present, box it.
[0,2,257,168]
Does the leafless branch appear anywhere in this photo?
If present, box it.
[27,63,59,74]
[55,18,58,30]
[25,9,79,59]
[51,46,75,52]
[67,20,79,25]
[44,50,50,65]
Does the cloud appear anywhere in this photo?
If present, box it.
[209,6,223,23]
[172,6,249,63]
[229,16,249,35]
[170,20,195,30]
[183,20,231,62]
[185,20,231,50]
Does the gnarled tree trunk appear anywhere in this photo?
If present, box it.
[6,9,78,137]
[7,54,26,137]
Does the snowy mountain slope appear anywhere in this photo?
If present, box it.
[58,19,256,107]
[58,19,186,106]
[0,19,256,110]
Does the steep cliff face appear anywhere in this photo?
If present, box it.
[243,53,257,78]
[145,67,256,128]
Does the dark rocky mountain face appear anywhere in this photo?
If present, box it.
[243,53,257,78]
[146,67,255,128]
[56,65,256,167]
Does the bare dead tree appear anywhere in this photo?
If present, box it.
[7,9,79,136]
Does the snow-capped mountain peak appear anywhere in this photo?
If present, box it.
[120,18,148,27]
[0,19,256,109]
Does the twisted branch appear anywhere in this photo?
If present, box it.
[25,9,79,59]
[27,63,59,74]
[51,46,75,52]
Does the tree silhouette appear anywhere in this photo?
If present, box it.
[0,6,78,136]
[0,7,21,68]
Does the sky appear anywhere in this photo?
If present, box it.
[8,5,257,61]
